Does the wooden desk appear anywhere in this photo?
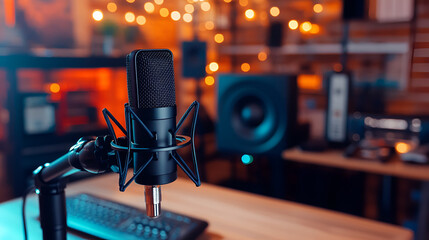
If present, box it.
[283,148,429,181]
[0,174,412,240]
[282,148,429,240]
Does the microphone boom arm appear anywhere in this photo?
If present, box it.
[32,136,115,240]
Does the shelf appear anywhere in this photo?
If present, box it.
[219,42,410,55]
[0,55,125,69]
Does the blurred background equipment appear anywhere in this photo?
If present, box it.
[346,114,429,161]
[23,94,56,135]
[400,144,429,164]
[342,0,366,20]
[217,74,297,155]
[181,41,207,79]
[267,21,283,48]
[1,56,125,196]
[325,72,352,147]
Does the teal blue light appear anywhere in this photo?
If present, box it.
[241,107,252,120]
[35,189,40,195]
[241,154,253,165]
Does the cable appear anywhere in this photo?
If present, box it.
[22,186,35,240]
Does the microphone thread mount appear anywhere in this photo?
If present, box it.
[145,185,161,218]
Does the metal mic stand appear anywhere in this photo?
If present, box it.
[32,136,114,240]
[32,173,67,240]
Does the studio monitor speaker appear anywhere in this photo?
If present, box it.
[267,22,284,48]
[343,0,366,20]
[181,41,207,78]
[217,74,298,155]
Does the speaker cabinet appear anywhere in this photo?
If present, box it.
[343,0,366,20]
[181,41,207,78]
[267,22,284,48]
[217,74,297,155]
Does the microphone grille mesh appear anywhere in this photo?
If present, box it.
[128,50,176,109]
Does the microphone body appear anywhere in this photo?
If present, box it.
[127,49,177,217]
[132,107,177,185]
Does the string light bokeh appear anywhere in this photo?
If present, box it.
[91,0,325,86]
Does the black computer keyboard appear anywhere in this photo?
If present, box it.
[66,193,208,240]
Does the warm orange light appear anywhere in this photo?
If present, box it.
[125,12,135,23]
[224,0,232,3]
[313,4,323,13]
[310,24,320,34]
[333,63,343,72]
[239,0,248,7]
[260,11,268,21]
[288,20,298,30]
[136,15,146,25]
[245,9,255,20]
[205,65,211,74]
[185,4,194,13]
[205,21,215,30]
[49,83,61,93]
[183,13,193,23]
[214,33,224,43]
[270,7,280,17]
[300,21,312,32]
[126,0,135,3]
[395,142,411,154]
[201,2,211,11]
[4,0,15,27]
[258,51,268,61]
[201,2,211,12]
[241,63,250,72]
[160,8,169,17]
[154,0,164,5]
[107,3,117,13]
[144,2,155,13]
[92,10,104,21]
[297,74,322,90]
[208,62,219,72]
[205,76,215,86]
[171,11,181,21]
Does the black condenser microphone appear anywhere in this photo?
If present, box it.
[30,49,201,239]
[127,49,178,218]
[103,49,200,218]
